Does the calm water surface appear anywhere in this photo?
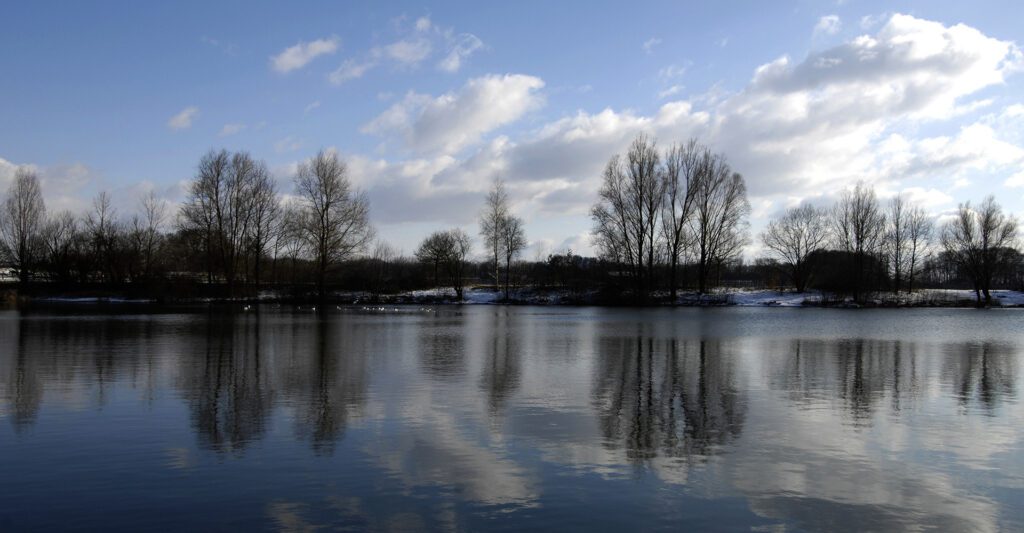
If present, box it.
[1,306,1021,531]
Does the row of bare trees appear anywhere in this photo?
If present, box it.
[591,134,750,301]
[0,168,172,286]
[761,182,1018,305]
[178,148,372,298]
[2,141,1018,304]
[0,150,372,298]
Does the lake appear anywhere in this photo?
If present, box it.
[1,306,1021,531]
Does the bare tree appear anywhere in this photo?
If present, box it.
[294,150,373,298]
[591,133,663,301]
[831,182,886,301]
[415,228,471,300]
[905,204,933,293]
[500,214,526,300]
[273,202,307,285]
[885,194,910,294]
[181,150,228,284]
[690,155,749,293]
[761,203,829,292]
[941,196,1018,306]
[661,139,703,300]
[480,177,509,290]
[245,166,279,289]
[369,239,399,297]
[0,168,46,284]
[137,191,167,280]
[84,191,120,284]
[42,210,80,283]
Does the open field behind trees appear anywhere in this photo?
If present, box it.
[1,134,1021,307]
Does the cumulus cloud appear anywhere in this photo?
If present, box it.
[348,14,1023,255]
[0,157,171,214]
[270,36,339,73]
[167,106,199,130]
[362,73,545,154]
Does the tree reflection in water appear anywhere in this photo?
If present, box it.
[592,325,746,465]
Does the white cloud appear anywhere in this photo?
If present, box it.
[349,14,1023,254]
[658,85,684,99]
[218,123,246,137]
[329,58,376,85]
[814,15,842,36]
[270,36,339,73]
[643,37,662,54]
[380,38,432,65]
[438,33,484,72]
[167,106,199,130]
[304,101,320,114]
[1005,171,1024,188]
[362,73,545,155]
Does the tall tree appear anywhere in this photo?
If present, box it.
[294,150,373,298]
[136,191,167,280]
[941,196,1018,306]
[500,214,526,300]
[661,139,703,300]
[591,133,663,301]
[0,169,47,284]
[480,177,509,289]
[245,166,279,289]
[690,155,749,294]
[831,182,886,301]
[761,203,830,292]
[181,150,229,285]
[42,210,80,283]
[885,194,910,294]
[84,191,120,284]
[905,204,933,293]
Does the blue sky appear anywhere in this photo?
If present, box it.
[2,1,1023,257]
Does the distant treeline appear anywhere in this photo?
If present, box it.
[0,134,1020,305]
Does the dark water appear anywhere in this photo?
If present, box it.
[1,306,1021,532]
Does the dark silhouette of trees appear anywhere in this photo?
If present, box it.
[661,140,703,300]
[761,204,830,292]
[690,156,749,294]
[592,134,663,301]
[1,144,1020,303]
[831,182,886,302]
[294,150,373,299]
[941,196,1018,306]
[415,229,472,300]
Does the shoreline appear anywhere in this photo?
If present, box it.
[15,287,1024,309]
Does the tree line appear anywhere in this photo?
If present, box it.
[0,133,1020,304]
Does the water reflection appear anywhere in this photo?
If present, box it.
[178,314,274,454]
[593,334,745,464]
[0,307,1021,531]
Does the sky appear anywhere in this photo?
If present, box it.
[1,0,1023,259]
